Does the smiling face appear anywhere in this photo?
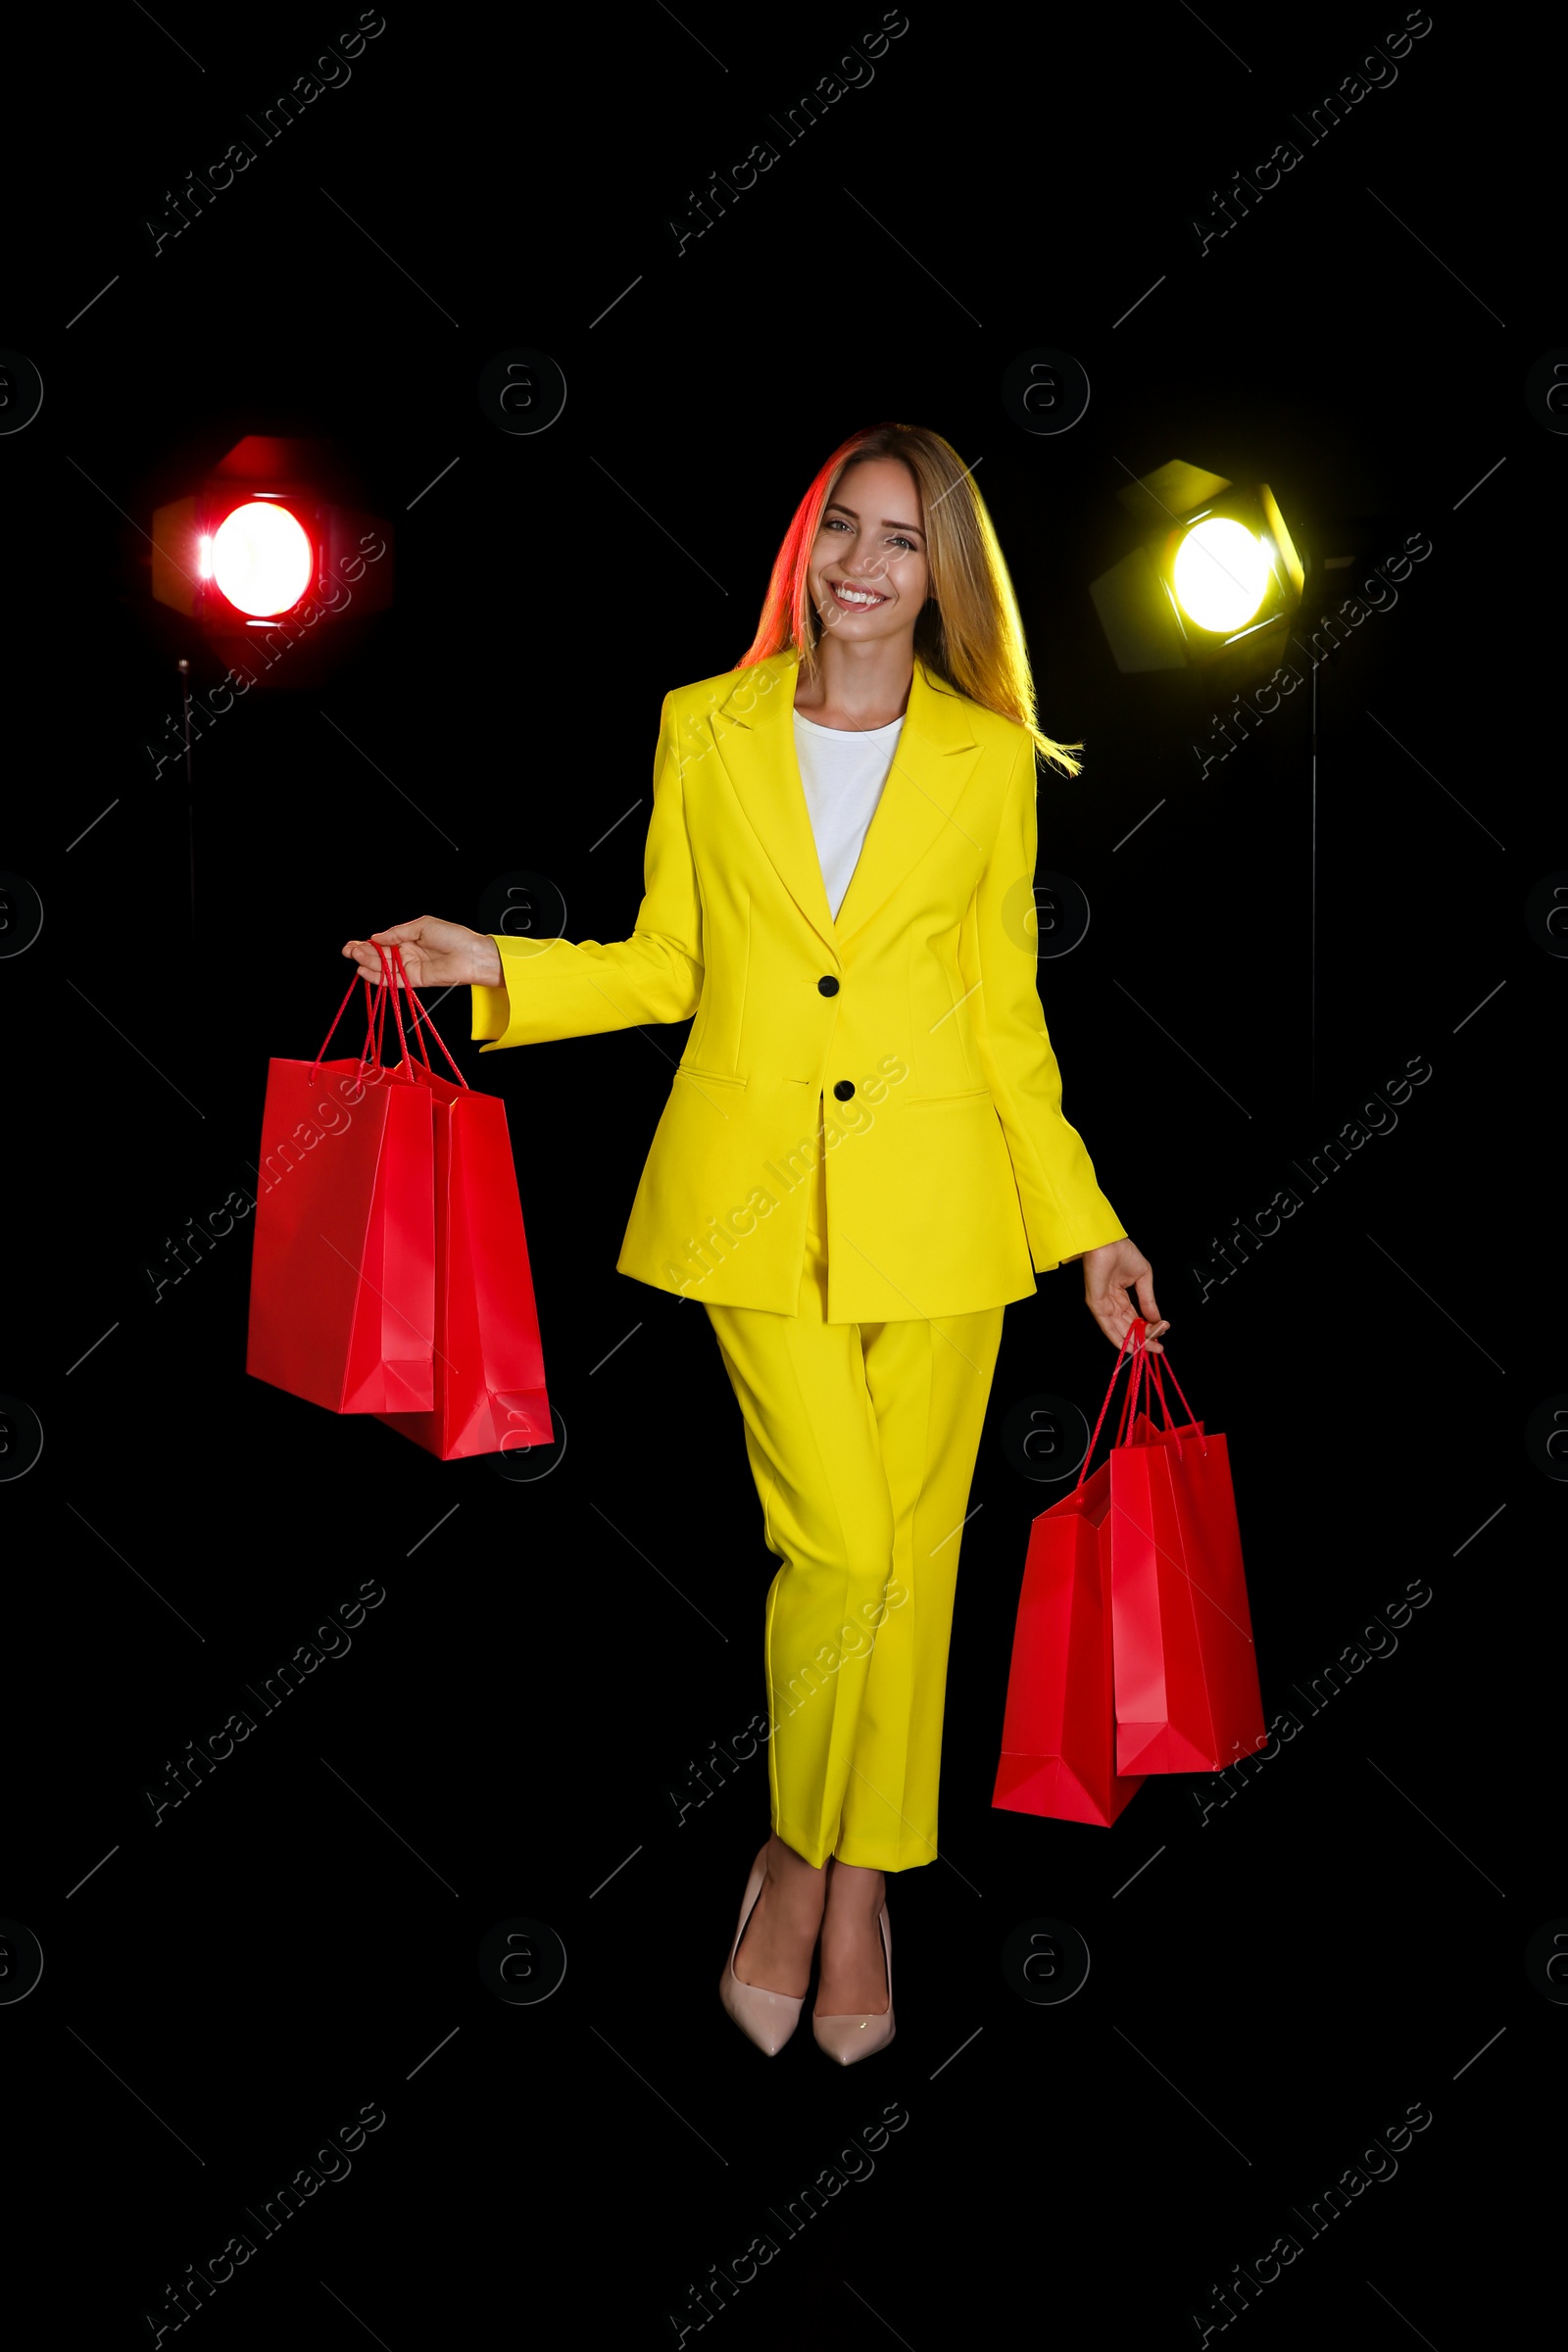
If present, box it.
[807,456,930,646]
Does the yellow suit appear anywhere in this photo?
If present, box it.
[471,649,1125,1319]
[470,649,1126,1871]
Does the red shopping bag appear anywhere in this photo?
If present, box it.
[246,951,436,1414]
[993,1346,1150,1827]
[1108,1332,1266,1774]
[370,950,553,1462]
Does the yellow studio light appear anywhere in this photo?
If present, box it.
[1088,460,1304,675]
[1172,517,1270,632]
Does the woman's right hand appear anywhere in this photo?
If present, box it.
[342,917,503,992]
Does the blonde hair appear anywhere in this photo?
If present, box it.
[738,421,1083,777]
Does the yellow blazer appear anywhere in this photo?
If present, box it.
[470,649,1125,1321]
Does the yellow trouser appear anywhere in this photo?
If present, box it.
[705,1132,1004,1872]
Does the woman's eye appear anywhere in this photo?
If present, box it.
[889,535,914,552]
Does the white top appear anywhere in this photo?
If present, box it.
[792,708,906,920]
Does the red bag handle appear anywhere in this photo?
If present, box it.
[308,940,469,1091]
[311,941,413,1081]
[1074,1318,1146,1494]
[387,945,432,1077]
[1074,1315,1205,1491]
[1114,1318,1157,1446]
[1141,1342,1206,1453]
[384,942,468,1091]
[311,966,372,1079]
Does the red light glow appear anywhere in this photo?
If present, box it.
[209,501,314,616]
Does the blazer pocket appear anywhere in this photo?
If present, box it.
[676,1064,749,1093]
[907,1084,992,1108]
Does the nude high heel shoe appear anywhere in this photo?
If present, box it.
[718,1845,806,2056]
[811,1901,895,2065]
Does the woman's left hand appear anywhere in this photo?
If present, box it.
[1081,1238,1168,1354]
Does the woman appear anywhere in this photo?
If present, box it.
[344,422,1166,2064]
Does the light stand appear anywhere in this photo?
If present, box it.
[177,658,195,938]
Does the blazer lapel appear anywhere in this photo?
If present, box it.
[708,651,987,955]
[710,651,837,955]
[832,662,985,943]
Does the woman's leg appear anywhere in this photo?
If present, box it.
[812,1294,1003,2012]
[706,1139,1004,2005]
[725,1831,827,1998]
[830,1295,1004,1873]
[704,1238,897,1881]
[706,1260,897,1989]
[706,1142,901,1997]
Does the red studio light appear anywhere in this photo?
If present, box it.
[150,435,393,683]
[207,500,315,615]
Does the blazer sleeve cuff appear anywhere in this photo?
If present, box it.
[470,935,510,1043]
[1031,1211,1127,1273]
[1046,1225,1128,1270]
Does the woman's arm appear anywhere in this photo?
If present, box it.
[959,730,1128,1271]
[958,731,1167,1351]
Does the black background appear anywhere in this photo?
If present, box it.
[2,3,1552,2344]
